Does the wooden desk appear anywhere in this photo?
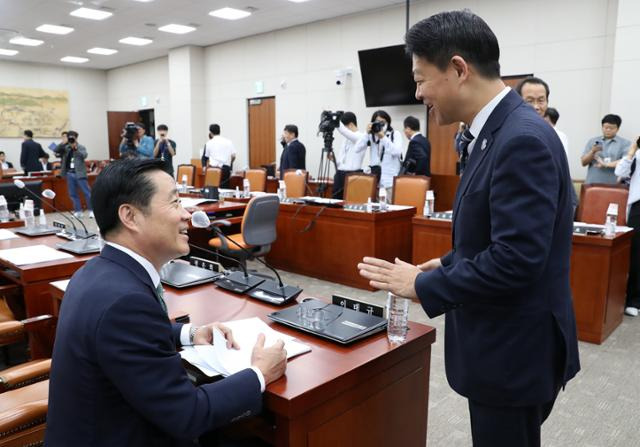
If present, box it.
[0,220,24,229]
[0,234,94,356]
[165,284,436,446]
[412,216,633,344]
[267,204,414,290]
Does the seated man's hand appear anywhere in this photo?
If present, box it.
[251,334,287,385]
[194,322,239,349]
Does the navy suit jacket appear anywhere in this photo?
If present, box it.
[46,245,262,446]
[414,90,580,407]
[404,133,431,176]
[20,139,46,174]
[279,140,306,178]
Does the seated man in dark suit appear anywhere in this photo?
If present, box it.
[359,10,579,447]
[401,115,431,176]
[46,158,287,446]
[279,124,306,178]
[0,151,13,170]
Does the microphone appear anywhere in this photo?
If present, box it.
[191,211,302,303]
[14,179,94,239]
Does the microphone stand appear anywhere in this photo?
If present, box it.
[12,185,67,237]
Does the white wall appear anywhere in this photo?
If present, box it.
[0,60,108,164]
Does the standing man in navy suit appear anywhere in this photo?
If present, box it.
[279,124,306,178]
[359,10,579,446]
[46,158,287,446]
[401,115,431,176]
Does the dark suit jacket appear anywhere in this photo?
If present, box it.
[20,139,46,174]
[404,133,431,176]
[46,245,262,446]
[279,140,306,178]
[2,161,13,169]
[414,90,580,407]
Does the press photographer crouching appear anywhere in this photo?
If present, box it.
[330,112,366,199]
[54,130,93,218]
[119,122,154,159]
[355,110,403,196]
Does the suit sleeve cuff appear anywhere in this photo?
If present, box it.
[250,366,266,392]
[179,323,192,346]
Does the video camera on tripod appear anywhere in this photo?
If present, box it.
[318,110,344,134]
[122,122,138,154]
[315,110,344,197]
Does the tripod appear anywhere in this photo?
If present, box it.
[316,131,338,198]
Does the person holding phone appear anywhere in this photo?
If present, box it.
[581,114,630,184]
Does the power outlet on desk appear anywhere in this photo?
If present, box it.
[332,294,385,318]
[189,256,222,273]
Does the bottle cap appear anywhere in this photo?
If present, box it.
[426,190,434,200]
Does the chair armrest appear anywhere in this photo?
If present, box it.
[21,315,54,333]
[0,359,51,393]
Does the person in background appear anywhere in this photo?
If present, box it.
[0,151,14,169]
[331,112,365,199]
[204,124,236,188]
[279,124,306,179]
[355,110,403,197]
[54,130,93,218]
[581,114,630,184]
[20,129,46,175]
[615,138,640,317]
[119,123,154,159]
[516,76,550,118]
[402,115,431,176]
[153,124,176,177]
[544,108,569,158]
[39,153,53,171]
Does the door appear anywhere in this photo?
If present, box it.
[107,111,141,159]
[248,97,275,169]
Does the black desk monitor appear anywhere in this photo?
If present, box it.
[0,180,42,212]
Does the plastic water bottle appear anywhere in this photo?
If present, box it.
[23,200,35,229]
[235,186,241,199]
[38,209,47,227]
[181,174,188,191]
[18,203,25,221]
[604,203,618,237]
[0,196,9,222]
[424,190,435,217]
[366,197,373,213]
[387,292,410,344]
[378,187,388,211]
[243,178,251,197]
[278,180,287,201]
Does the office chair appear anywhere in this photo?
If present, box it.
[176,164,196,186]
[208,195,279,273]
[204,167,222,187]
[392,175,430,215]
[244,169,267,192]
[343,173,377,203]
[283,169,308,198]
[577,183,629,226]
[0,379,48,447]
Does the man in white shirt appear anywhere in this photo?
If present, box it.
[330,112,365,199]
[204,124,236,188]
[0,151,14,170]
[544,108,569,158]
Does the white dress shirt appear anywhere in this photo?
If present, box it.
[336,122,366,171]
[467,86,511,156]
[615,151,640,219]
[554,127,569,159]
[105,242,266,391]
[205,135,237,167]
[1,162,9,170]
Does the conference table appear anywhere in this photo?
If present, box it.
[412,216,633,344]
[267,203,415,290]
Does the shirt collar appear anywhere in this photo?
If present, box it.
[468,86,511,142]
[106,241,161,288]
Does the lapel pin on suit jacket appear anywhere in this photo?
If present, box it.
[481,139,488,150]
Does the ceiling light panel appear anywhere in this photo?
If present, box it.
[158,24,196,34]
[61,56,89,63]
[70,8,113,21]
[209,8,252,20]
[36,24,74,35]
[9,37,44,46]
[0,49,19,56]
[87,47,118,55]
[119,37,153,46]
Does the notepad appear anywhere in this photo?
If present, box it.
[181,317,311,377]
[0,244,73,265]
[0,229,20,240]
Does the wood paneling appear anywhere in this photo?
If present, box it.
[248,97,276,168]
[107,111,140,160]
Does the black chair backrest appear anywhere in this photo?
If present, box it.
[242,195,279,246]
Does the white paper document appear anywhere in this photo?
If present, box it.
[181,317,311,377]
[573,222,634,233]
[0,229,20,240]
[50,279,70,292]
[0,244,73,265]
[179,197,216,208]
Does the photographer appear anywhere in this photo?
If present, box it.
[153,124,176,177]
[354,110,402,195]
[119,123,154,159]
[402,116,431,176]
[329,112,365,199]
[54,130,93,218]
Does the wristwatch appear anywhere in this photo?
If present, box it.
[189,326,198,345]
